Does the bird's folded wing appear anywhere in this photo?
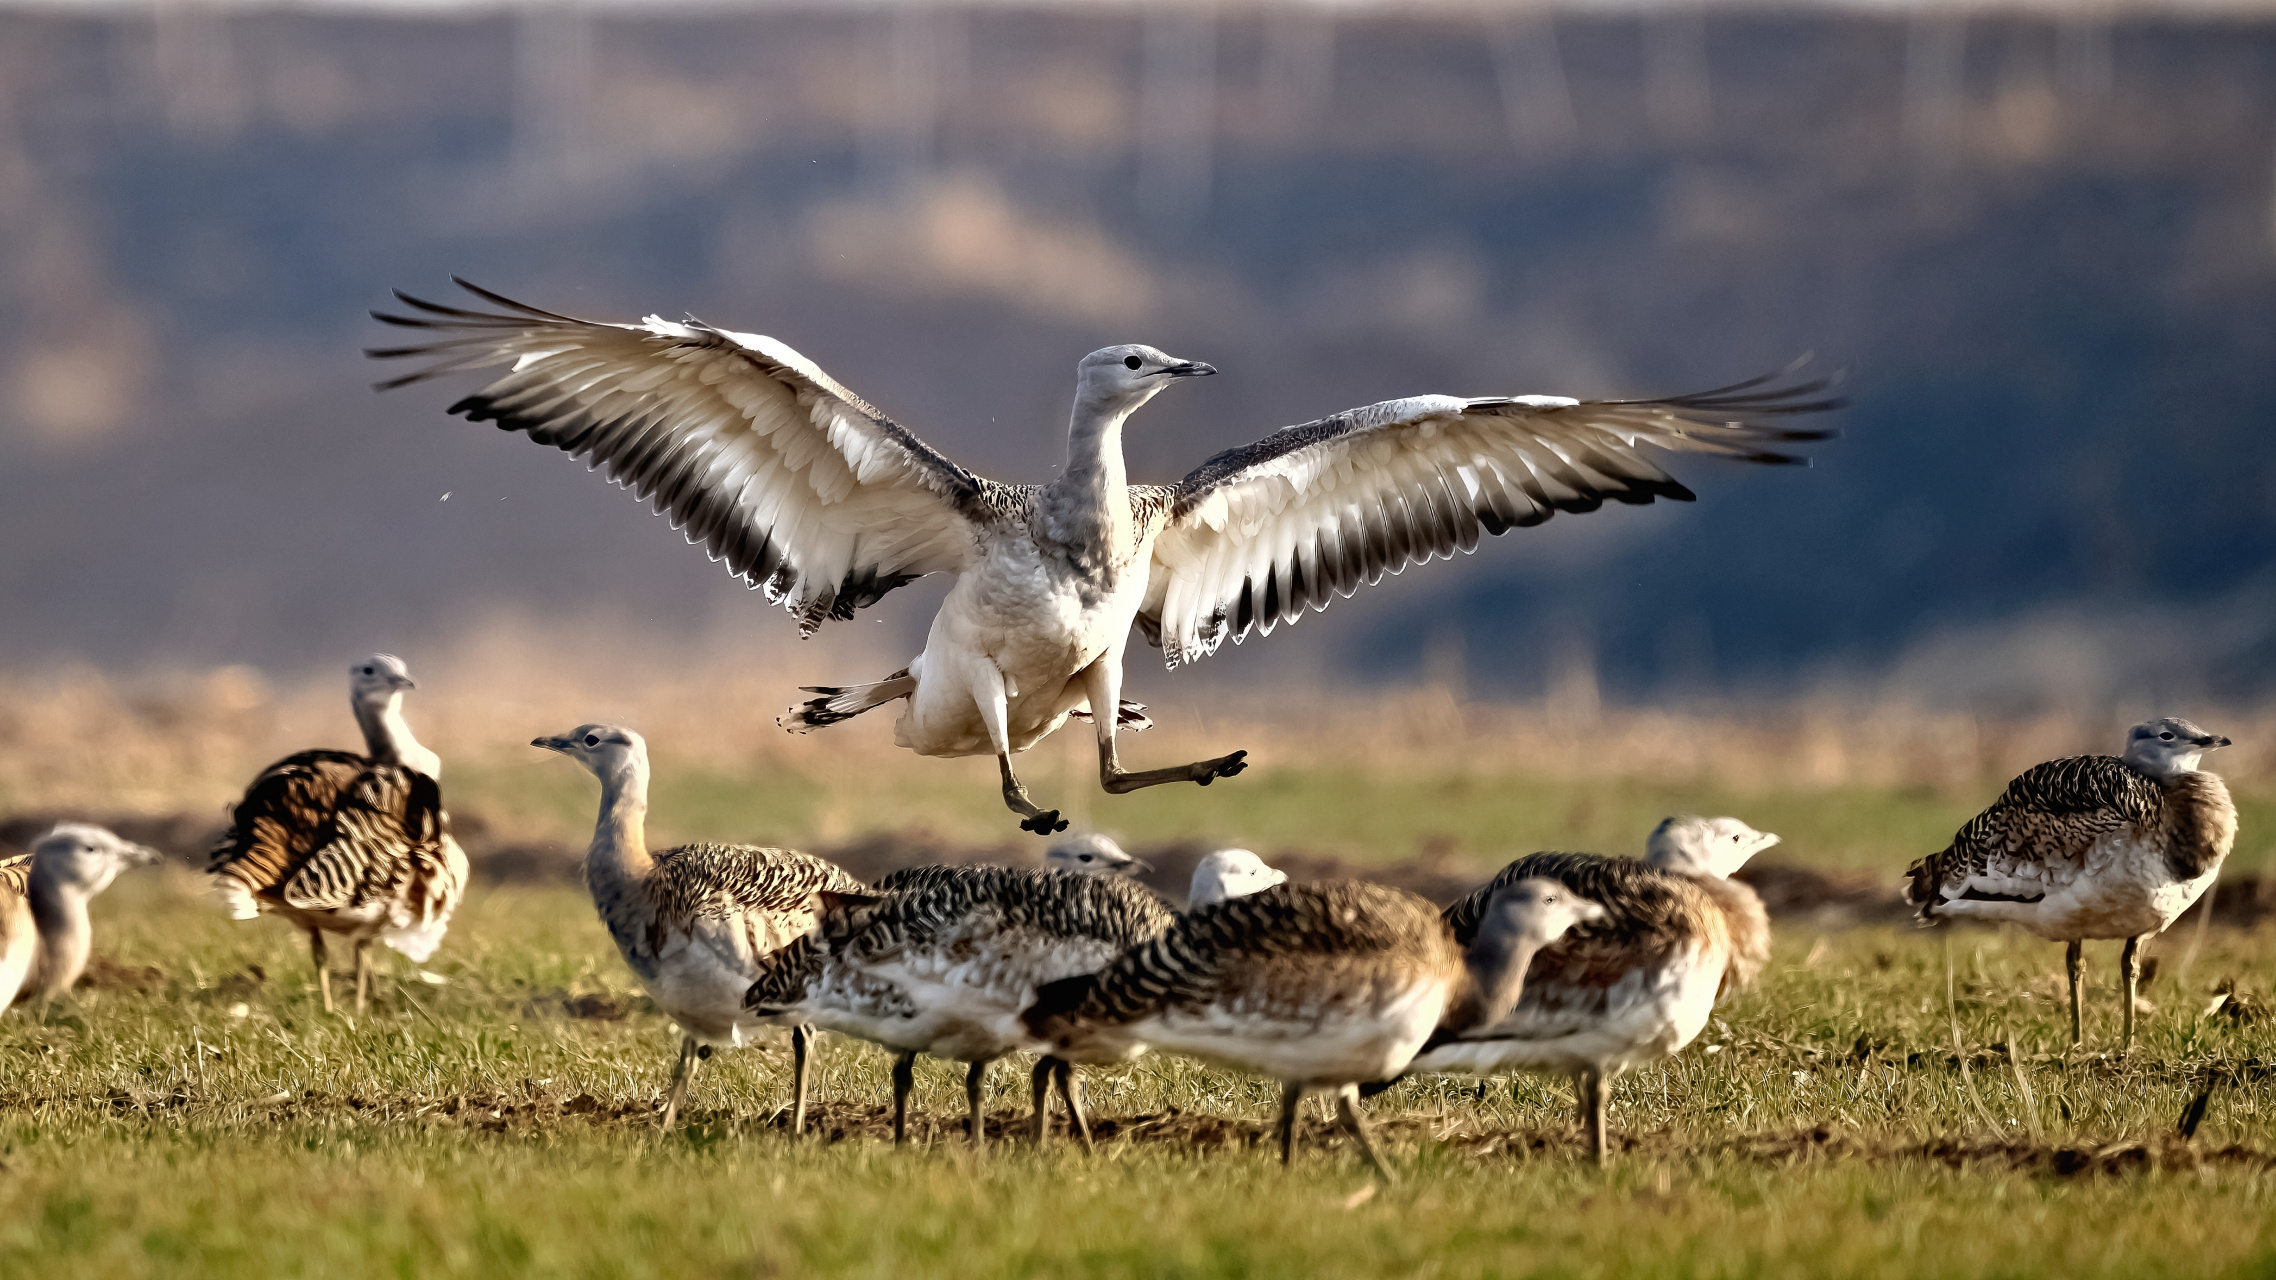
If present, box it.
[279,767,446,912]
[370,280,1001,635]
[1137,372,1838,668]
[1933,756,2161,890]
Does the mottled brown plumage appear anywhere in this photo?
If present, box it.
[1903,717,2237,1050]
[208,656,467,1015]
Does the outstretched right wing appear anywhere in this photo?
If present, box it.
[371,280,1021,634]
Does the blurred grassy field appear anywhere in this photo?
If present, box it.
[2,868,2274,1278]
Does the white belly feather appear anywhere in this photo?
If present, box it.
[1936,832,2215,940]
[1407,942,1724,1079]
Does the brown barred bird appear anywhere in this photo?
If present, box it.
[1399,816,1777,1163]
[0,825,161,1012]
[1023,878,1602,1178]
[533,723,867,1130]
[209,654,468,1015]
[1905,717,2236,1051]
[745,862,1175,1151]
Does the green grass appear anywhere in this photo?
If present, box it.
[4,853,2276,1279]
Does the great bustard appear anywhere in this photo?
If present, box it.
[533,723,867,1129]
[371,281,1836,834]
[0,825,161,1012]
[1025,878,1602,1177]
[1905,717,2236,1052]
[1043,832,1151,878]
[209,654,469,1015]
[1187,848,1286,908]
[1399,816,1777,1164]
[745,863,1173,1150]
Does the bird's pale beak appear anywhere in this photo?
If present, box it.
[531,735,573,753]
[126,842,162,866]
[2200,735,2233,748]
[1159,361,1216,379]
[393,675,417,690]
[1124,857,1155,875]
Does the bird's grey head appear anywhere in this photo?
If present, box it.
[349,653,417,706]
[2120,717,2231,777]
[1477,877,1608,952]
[1074,345,1216,411]
[1045,833,1150,878]
[1644,815,1781,880]
[1187,848,1286,908]
[31,823,161,894]
[531,722,649,786]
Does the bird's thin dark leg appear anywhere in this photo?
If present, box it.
[353,939,371,1016]
[1030,1057,1054,1146]
[995,754,1066,835]
[892,1052,916,1145]
[966,1060,990,1150]
[1581,1068,1608,1165]
[1333,1084,1395,1182]
[1278,1083,1305,1167]
[2066,941,2085,1047]
[791,1025,811,1137]
[1052,1059,1093,1154]
[1082,659,1247,795]
[310,930,333,1014]
[662,1034,698,1129]
[2121,935,2145,1053]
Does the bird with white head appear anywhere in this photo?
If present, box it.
[372,282,1835,834]
[0,824,161,1012]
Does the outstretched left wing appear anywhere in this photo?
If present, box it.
[1136,371,1838,668]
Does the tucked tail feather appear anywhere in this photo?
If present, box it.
[210,871,262,921]
[779,669,916,733]
[1903,852,1946,922]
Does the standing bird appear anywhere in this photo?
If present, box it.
[744,863,1174,1150]
[1400,815,1778,1163]
[208,654,468,1015]
[533,723,868,1130]
[0,825,162,1011]
[370,282,1836,833]
[1024,878,1603,1177]
[1905,717,2236,1051]
[1187,848,1287,908]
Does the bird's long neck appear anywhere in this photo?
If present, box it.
[1042,394,1135,565]
[26,868,91,1001]
[354,693,442,778]
[1449,928,1550,1035]
[584,761,656,897]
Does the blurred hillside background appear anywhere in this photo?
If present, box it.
[1,0,2273,726]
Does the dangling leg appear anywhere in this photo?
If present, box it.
[974,662,1065,834]
[1080,656,1248,797]
[1278,1083,1305,1167]
[892,1052,916,1146]
[1333,1084,1395,1182]
[790,1025,812,1137]
[1030,1057,1055,1146]
[2121,934,2146,1053]
[1053,1059,1093,1155]
[1581,1068,1608,1165]
[966,1059,990,1150]
[310,930,333,1014]
[353,939,372,1016]
[662,1034,699,1129]
[2066,940,2085,1047]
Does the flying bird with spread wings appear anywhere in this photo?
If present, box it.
[370,280,1837,834]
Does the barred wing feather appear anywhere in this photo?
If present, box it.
[1140,374,1836,668]
[370,280,997,635]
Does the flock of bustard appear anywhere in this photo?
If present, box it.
[0,283,2242,1172]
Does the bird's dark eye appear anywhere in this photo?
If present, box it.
[362,667,374,675]
[584,734,600,747]
[1079,854,1093,862]
[2160,732,2175,740]
[1123,355,1142,370]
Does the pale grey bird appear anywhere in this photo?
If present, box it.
[534,723,869,1129]
[1044,833,1150,878]
[1906,717,2236,1051]
[0,824,161,1011]
[1187,848,1287,908]
[372,281,1835,834]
